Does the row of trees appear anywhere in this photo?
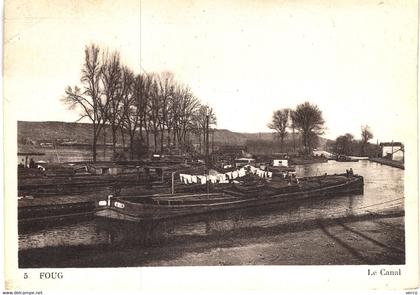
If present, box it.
[268,102,325,154]
[333,125,374,156]
[268,103,376,157]
[63,44,217,161]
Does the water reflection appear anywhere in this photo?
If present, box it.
[19,160,404,250]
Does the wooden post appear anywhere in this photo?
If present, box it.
[205,113,210,196]
[103,128,106,160]
[207,177,209,195]
[391,140,394,159]
[206,114,209,166]
[171,172,175,195]
[211,128,214,154]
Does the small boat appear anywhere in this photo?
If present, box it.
[95,173,364,222]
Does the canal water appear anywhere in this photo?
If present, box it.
[18,160,404,251]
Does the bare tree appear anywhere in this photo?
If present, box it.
[268,109,289,152]
[167,90,179,149]
[175,85,200,151]
[63,44,216,160]
[120,68,137,159]
[334,133,354,155]
[291,121,297,153]
[137,74,153,150]
[156,72,175,152]
[361,125,373,156]
[290,102,325,155]
[62,44,109,162]
[190,118,203,153]
[101,51,124,158]
[148,76,161,153]
[194,105,217,156]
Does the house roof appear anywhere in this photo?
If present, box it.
[380,142,403,147]
[88,163,122,169]
[18,145,46,155]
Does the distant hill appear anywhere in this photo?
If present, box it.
[17,121,272,145]
[18,121,95,144]
[210,129,274,145]
[17,121,331,149]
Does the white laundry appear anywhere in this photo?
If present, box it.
[256,169,266,178]
[217,174,225,182]
[209,175,217,183]
[200,176,207,184]
[185,175,192,184]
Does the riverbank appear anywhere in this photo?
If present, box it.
[19,212,404,267]
[369,158,404,170]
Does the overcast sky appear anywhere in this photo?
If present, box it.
[4,0,417,143]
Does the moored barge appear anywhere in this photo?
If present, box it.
[95,173,364,222]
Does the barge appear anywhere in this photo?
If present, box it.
[95,173,364,222]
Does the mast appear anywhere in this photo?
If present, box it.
[211,128,214,154]
[391,140,394,159]
[205,113,210,194]
[206,113,209,167]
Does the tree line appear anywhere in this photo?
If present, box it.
[332,125,377,157]
[268,103,377,157]
[63,44,217,161]
[268,102,325,154]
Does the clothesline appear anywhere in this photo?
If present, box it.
[179,165,273,184]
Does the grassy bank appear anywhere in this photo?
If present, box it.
[369,158,404,170]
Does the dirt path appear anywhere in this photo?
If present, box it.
[143,216,404,266]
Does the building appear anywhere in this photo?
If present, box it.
[234,157,255,168]
[18,146,46,167]
[87,163,124,175]
[380,142,404,162]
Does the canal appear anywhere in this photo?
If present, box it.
[18,160,405,266]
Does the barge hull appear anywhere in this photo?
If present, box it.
[95,176,364,222]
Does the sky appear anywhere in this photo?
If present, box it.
[4,0,418,143]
